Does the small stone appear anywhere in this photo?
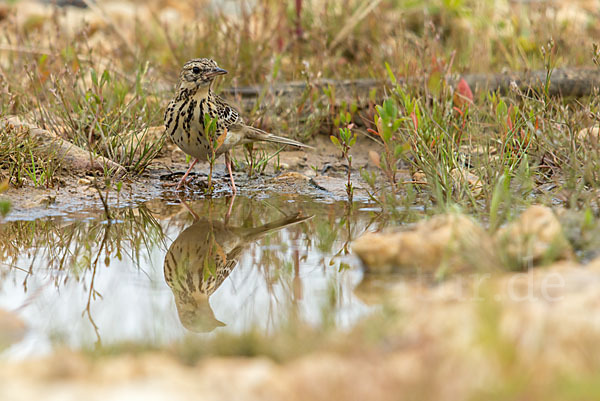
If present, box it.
[353,213,496,274]
[273,172,310,181]
[577,126,600,146]
[450,168,483,197]
[495,205,573,269]
[302,168,317,177]
[36,195,56,207]
[412,170,427,184]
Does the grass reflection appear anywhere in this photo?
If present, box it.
[0,193,386,351]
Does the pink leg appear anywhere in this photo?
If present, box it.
[176,158,198,190]
[224,194,236,224]
[225,152,237,195]
[179,196,200,221]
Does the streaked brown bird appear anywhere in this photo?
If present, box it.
[163,212,312,332]
[164,58,311,192]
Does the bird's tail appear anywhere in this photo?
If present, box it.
[245,126,314,149]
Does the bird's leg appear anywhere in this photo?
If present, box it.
[176,158,198,190]
[178,196,200,221]
[224,194,236,224]
[224,151,237,195]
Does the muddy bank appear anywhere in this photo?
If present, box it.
[1,135,382,220]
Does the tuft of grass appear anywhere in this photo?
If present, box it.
[0,123,60,188]
[37,64,164,176]
[360,39,600,230]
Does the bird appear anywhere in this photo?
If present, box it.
[164,58,312,193]
[163,210,312,332]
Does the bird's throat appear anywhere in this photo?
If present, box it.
[192,85,211,102]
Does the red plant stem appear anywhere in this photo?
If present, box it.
[295,0,303,39]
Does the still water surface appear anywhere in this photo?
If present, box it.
[0,193,382,357]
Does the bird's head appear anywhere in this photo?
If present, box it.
[178,58,227,91]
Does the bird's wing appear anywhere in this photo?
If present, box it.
[214,95,245,131]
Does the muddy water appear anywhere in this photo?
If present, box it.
[0,193,384,357]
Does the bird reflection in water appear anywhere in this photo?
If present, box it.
[163,197,312,332]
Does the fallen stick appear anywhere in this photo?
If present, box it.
[1,116,127,176]
[221,67,600,108]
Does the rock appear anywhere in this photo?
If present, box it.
[576,126,600,145]
[310,175,350,198]
[35,194,55,207]
[273,172,310,182]
[411,170,427,184]
[310,175,368,199]
[495,205,573,270]
[352,213,496,274]
[410,168,483,197]
[302,168,317,177]
[450,168,483,197]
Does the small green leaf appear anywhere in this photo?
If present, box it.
[349,134,357,147]
[383,127,392,144]
[394,143,404,157]
[369,88,377,102]
[497,99,507,119]
[272,55,281,79]
[427,71,442,97]
[90,69,98,87]
[0,200,11,217]
[100,69,110,87]
[385,62,397,85]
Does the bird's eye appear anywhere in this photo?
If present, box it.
[192,66,201,74]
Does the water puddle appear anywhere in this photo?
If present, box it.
[0,193,386,357]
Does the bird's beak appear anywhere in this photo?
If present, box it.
[206,68,228,78]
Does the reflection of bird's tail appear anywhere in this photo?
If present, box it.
[244,126,314,149]
[243,214,313,242]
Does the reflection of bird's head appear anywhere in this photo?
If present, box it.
[173,292,225,333]
[178,58,227,91]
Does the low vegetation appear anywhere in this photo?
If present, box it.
[2,1,600,399]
